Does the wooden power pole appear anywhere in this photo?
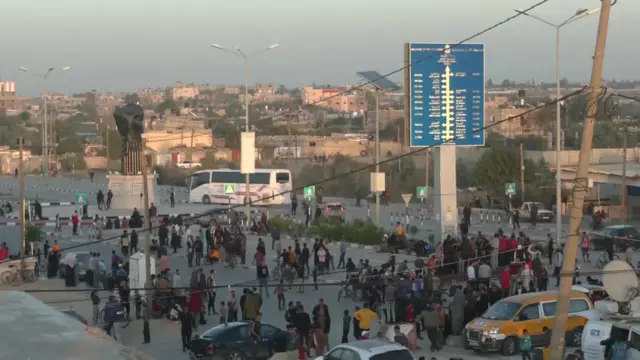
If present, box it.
[140,134,152,343]
[18,136,26,271]
[106,125,110,161]
[188,129,195,161]
[548,1,612,359]
[621,127,628,223]
[520,143,525,201]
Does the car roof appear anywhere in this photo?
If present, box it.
[605,225,635,230]
[326,203,343,206]
[334,339,409,357]
[572,285,605,292]
[504,290,587,303]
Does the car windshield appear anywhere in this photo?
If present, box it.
[481,301,522,320]
[370,350,414,360]
[532,203,546,210]
[201,324,235,339]
[327,204,343,211]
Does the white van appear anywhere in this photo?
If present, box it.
[582,319,640,360]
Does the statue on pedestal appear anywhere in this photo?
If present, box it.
[114,104,145,175]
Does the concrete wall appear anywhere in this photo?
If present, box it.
[85,156,108,169]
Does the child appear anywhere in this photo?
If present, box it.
[219,301,227,326]
[275,280,286,310]
[520,329,532,360]
[342,310,350,344]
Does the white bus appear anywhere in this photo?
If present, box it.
[188,168,293,205]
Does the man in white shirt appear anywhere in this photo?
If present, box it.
[467,263,476,286]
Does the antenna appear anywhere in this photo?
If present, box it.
[602,260,639,314]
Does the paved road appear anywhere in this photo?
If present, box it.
[3,217,618,360]
[0,174,622,360]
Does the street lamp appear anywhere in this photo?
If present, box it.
[210,43,279,219]
[515,8,599,246]
[18,66,71,177]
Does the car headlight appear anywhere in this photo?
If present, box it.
[485,327,500,335]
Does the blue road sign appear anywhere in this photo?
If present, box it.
[408,43,485,147]
[75,192,88,205]
[505,183,516,196]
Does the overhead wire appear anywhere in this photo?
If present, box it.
[1,86,588,268]
[123,1,553,145]
[4,0,605,293]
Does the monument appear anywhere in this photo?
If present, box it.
[106,104,157,210]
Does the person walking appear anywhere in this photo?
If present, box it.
[338,238,347,269]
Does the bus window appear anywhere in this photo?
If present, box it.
[190,172,210,189]
[211,171,270,184]
[276,172,290,184]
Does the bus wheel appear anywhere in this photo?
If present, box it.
[202,195,211,204]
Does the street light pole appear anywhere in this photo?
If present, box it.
[210,43,279,221]
[375,90,381,227]
[515,8,599,245]
[18,66,71,177]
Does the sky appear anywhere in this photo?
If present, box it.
[1,0,637,96]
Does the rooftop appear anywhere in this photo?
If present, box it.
[564,163,640,178]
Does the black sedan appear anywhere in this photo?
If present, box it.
[189,321,294,360]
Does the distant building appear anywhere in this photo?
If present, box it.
[224,86,241,95]
[172,82,199,100]
[0,81,29,111]
[139,88,165,105]
[485,107,550,138]
[301,86,366,113]
[255,83,276,95]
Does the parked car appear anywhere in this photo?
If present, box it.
[591,224,640,251]
[188,321,294,360]
[519,202,554,222]
[177,160,202,169]
[59,251,91,281]
[314,339,413,360]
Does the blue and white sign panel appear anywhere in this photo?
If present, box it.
[409,43,485,147]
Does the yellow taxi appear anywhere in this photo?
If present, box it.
[463,290,594,356]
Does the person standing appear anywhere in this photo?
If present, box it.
[106,190,113,210]
[250,313,262,360]
[130,230,139,254]
[91,290,101,326]
[512,209,520,230]
[553,249,563,287]
[341,310,350,344]
[71,211,80,235]
[194,232,204,266]
[180,310,193,352]
[520,329,533,360]
[170,188,176,208]
[312,299,331,351]
[120,230,129,258]
[529,203,538,229]
[207,270,217,315]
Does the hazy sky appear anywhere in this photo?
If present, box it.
[1,0,637,96]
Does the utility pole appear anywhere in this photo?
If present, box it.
[621,126,628,223]
[106,125,110,161]
[140,134,152,344]
[51,119,56,172]
[18,136,26,272]
[425,149,430,189]
[548,1,611,359]
[520,143,525,201]
[188,129,195,161]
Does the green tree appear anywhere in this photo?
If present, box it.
[102,128,122,160]
[60,154,87,171]
[472,146,553,203]
[124,93,141,104]
[155,99,178,115]
[18,111,30,122]
[225,103,242,118]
